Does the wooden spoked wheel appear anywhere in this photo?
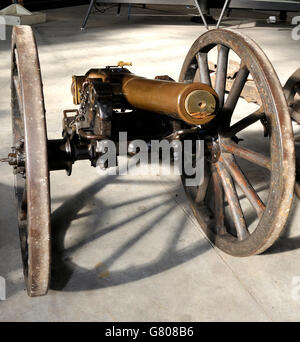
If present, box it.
[179,29,295,256]
[283,68,300,198]
[11,26,51,296]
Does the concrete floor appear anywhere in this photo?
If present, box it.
[0,5,300,322]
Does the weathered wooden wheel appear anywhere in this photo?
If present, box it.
[283,68,300,198]
[179,29,295,256]
[284,68,300,125]
[11,26,51,296]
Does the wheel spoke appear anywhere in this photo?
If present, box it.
[19,186,27,222]
[222,154,265,217]
[221,108,265,137]
[215,45,229,108]
[196,52,212,87]
[222,140,271,170]
[222,64,250,127]
[195,162,210,203]
[215,161,249,240]
[211,164,226,234]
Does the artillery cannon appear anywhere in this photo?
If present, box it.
[1,25,299,296]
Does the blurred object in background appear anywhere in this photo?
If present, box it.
[0,0,46,25]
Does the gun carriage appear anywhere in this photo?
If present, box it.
[2,25,299,296]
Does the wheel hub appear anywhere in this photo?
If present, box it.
[206,138,221,164]
[1,139,25,174]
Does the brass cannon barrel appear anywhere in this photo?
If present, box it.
[121,75,219,125]
[72,68,219,126]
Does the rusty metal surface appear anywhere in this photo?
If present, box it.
[11,26,51,297]
[179,28,295,256]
